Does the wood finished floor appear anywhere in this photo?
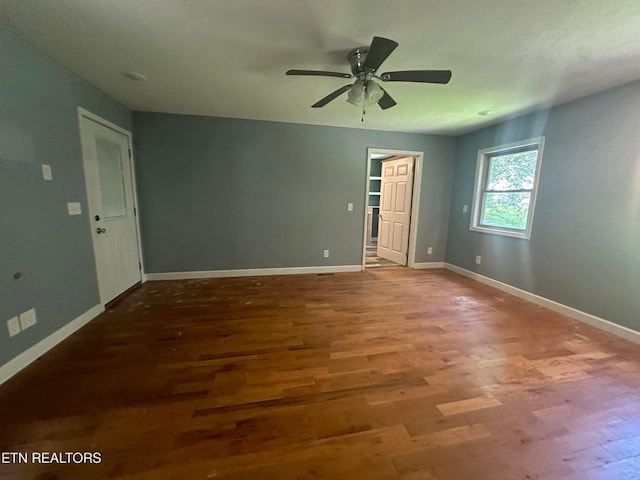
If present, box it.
[1,268,640,479]
[365,250,398,268]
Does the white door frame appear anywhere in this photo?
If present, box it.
[77,107,146,302]
[362,148,423,270]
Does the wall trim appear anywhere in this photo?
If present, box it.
[0,304,104,386]
[444,263,640,344]
[146,265,363,281]
[412,262,446,269]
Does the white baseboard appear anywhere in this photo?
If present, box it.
[0,304,104,386]
[146,265,363,281]
[412,262,445,269]
[444,263,640,345]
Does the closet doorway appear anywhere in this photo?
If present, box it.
[363,148,423,269]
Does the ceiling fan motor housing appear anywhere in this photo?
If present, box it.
[348,47,370,76]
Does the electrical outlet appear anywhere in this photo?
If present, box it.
[347,202,353,212]
[323,249,330,258]
[475,255,482,265]
[427,246,433,255]
[7,317,20,337]
[462,204,468,213]
[19,308,37,330]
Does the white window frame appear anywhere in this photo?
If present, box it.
[469,136,545,240]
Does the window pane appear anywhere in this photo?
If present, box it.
[96,137,127,218]
[480,192,531,230]
[486,149,538,191]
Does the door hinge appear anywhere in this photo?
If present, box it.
[138,262,141,270]
[128,148,132,158]
[133,207,137,216]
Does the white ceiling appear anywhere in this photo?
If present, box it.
[2,0,640,135]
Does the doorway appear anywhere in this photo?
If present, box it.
[78,108,143,304]
[362,148,423,270]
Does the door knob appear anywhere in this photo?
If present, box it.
[96,227,107,234]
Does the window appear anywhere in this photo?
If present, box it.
[470,137,544,239]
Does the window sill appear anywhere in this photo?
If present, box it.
[469,225,531,240]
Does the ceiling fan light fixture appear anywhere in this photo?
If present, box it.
[347,82,364,105]
[365,81,384,106]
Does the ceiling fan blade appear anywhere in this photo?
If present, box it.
[381,70,452,84]
[363,36,398,71]
[378,89,397,110]
[311,84,353,108]
[286,69,352,79]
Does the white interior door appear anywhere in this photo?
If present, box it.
[79,114,141,304]
[377,156,415,265]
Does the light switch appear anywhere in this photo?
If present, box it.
[67,202,82,215]
[347,202,354,212]
[42,164,53,180]
[7,317,20,337]
[19,309,36,330]
[462,204,468,213]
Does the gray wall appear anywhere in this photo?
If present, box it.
[446,80,640,331]
[0,26,131,366]
[133,112,455,272]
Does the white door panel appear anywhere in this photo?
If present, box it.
[377,156,414,265]
[381,182,393,211]
[379,219,391,248]
[80,114,141,304]
[395,182,408,213]
[392,223,404,252]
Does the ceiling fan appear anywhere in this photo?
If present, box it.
[286,36,452,112]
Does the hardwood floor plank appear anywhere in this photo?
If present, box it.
[436,395,503,416]
[1,268,639,479]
